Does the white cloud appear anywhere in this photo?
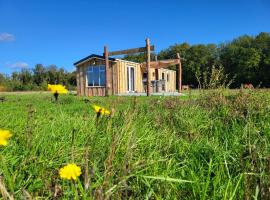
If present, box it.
[0,33,15,42]
[5,62,29,69]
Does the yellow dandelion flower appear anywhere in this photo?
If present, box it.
[0,129,12,146]
[92,105,110,116]
[48,84,52,91]
[47,84,68,94]
[59,164,81,180]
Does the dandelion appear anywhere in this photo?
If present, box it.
[48,84,68,94]
[48,84,68,101]
[92,105,110,118]
[59,164,81,180]
[0,129,12,146]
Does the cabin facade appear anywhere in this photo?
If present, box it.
[74,54,177,96]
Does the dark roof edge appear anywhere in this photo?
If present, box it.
[73,54,116,66]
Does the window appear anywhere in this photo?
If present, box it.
[143,73,147,79]
[87,65,105,87]
[167,74,169,82]
[162,73,165,80]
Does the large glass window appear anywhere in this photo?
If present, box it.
[87,65,105,87]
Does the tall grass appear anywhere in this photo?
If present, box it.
[0,90,269,199]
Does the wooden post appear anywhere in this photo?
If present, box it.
[76,66,80,96]
[146,38,151,96]
[154,55,159,92]
[104,46,110,96]
[177,53,182,93]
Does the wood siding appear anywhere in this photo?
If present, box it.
[75,57,176,96]
[148,68,176,92]
[116,60,144,94]
[86,87,106,96]
[76,57,114,96]
[164,69,176,92]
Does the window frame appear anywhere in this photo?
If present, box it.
[162,72,165,80]
[86,65,106,87]
[127,65,135,92]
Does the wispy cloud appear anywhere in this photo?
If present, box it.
[5,62,29,69]
[0,33,15,42]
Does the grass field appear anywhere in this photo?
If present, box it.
[0,89,270,199]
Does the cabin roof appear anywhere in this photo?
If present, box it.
[74,54,116,66]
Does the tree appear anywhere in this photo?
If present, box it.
[254,32,270,87]
[33,64,46,86]
[220,34,263,87]
[123,53,156,63]
[11,72,19,81]
[18,69,33,85]
[0,73,6,84]
[46,65,58,84]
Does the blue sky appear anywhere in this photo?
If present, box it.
[0,0,269,74]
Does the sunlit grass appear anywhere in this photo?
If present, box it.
[0,90,269,199]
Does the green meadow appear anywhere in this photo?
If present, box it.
[0,90,270,199]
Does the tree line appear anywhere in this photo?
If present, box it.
[0,65,76,91]
[0,32,269,91]
[124,32,270,88]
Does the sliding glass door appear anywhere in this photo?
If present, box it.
[127,66,135,92]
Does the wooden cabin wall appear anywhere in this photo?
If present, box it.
[151,68,176,92]
[112,62,118,95]
[136,64,144,92]
[77,65,85,96]
[149,68,156,81]
[117,60,144,94]
[165,70,176,92]
[117,60,126,93]
[76,58,116,96]
[77,62,87,96]
[148,68,157,93]
[149,68,168,81]
[147,68,176,92]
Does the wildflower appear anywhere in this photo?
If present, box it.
[48,84,68,101]
[48,84,68,94]
[59,164,81,180]
[92,105,110,117]
[0,129,12,146]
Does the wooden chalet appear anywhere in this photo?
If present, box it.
[74,39,182,96]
